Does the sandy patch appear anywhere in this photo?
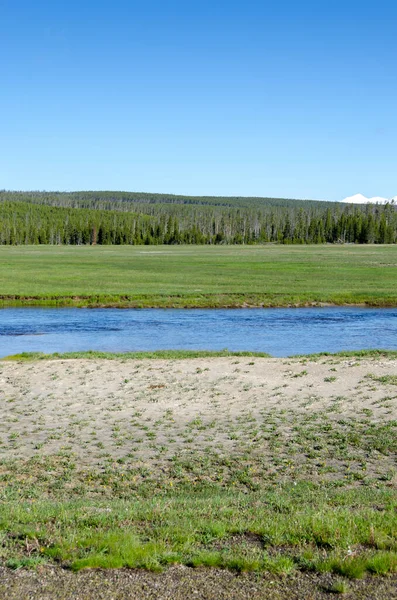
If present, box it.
[1,356,396,483]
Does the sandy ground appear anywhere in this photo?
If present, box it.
[1,565,397,600]
[0,355,397,483]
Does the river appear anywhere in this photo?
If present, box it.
[0,307,396,357]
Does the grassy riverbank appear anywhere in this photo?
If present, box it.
[0,244,396,307]
[2,350,272,361]
[1,353,397,589]
[3,349,397,361]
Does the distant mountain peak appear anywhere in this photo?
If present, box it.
[341,193,393,204]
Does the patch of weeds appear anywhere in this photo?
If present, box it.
[366,552,397,575]
[366,374,397,386]
[292,370,308,378]
[325,579,350,594]
[361,408,373,417]
[326,557,367,579]
[6,556,48,570]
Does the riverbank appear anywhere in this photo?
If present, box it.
[1,293,397,308]
[1,353,396,597]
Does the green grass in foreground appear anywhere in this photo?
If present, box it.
[1,482,397,577]
[1,393,397,576]
[1,351,397,579]
[0,244,397,307]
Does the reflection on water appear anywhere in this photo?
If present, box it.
[0,307,396,357]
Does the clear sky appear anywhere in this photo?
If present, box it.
[1,0,396,200]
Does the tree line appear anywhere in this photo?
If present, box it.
[0,192,396,245]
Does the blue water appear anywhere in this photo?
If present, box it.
[0,307,396,357]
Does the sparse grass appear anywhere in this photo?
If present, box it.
[2,350,271,361]
[292,370,308,378]
[295,349,397,359]
[366,374,397,386]
[1,354,397,581]
[325,579,350,594]
[1,408,397,574]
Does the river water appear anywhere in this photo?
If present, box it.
[0,307,396,357]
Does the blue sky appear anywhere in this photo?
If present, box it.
[1,0,396,200]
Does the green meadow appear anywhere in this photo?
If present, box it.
[0,244,396,307]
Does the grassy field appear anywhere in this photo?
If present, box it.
[0,244,396,307]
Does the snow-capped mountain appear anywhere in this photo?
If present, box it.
[341,193,394,204]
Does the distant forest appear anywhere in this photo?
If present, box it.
[0,190,396,245]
